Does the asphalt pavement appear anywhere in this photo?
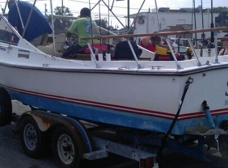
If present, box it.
[0,101,228,168]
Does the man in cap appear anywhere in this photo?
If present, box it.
[62,7,100,58]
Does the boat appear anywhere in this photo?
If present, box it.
[0,10,227,130]
[1,1,228,166]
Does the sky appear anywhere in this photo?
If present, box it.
[0,0,226,28]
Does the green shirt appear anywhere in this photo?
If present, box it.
[68,17,100,46]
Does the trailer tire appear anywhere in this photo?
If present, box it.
[52,126,86,168]
[0,87,12,127]
[20,116,46,158]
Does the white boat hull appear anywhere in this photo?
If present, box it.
[1,55,228,135]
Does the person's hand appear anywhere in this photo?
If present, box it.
[66,31,72,38]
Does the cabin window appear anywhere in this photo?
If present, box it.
[0,16,19,45]
[0,30,19,45]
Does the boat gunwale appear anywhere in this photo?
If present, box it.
[1,60,228,76]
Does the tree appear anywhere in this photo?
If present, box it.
[47,6,74,34]
[54,6,71,16]
[95,18,108,29]
[214,7,228,30]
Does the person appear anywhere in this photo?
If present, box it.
[139,35,174,52]
[139,36,161,52]
[219,34,228,56]
[140,35,183,61]
[8,0,52,47]
[62,7,100,58]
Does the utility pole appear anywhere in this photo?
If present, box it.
[44,3,47,16]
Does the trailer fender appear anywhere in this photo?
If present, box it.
[14,110,93,153]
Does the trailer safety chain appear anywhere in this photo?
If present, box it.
[157,77,193,158]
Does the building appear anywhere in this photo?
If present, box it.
[130,8,220,43]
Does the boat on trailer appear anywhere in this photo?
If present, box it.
[1,3,228,167]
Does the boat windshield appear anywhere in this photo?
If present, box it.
[0,14,19,45]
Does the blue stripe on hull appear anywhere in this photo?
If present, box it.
[8,89,225,135]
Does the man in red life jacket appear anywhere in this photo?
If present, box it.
[140,35,183,61]
[139,36,161,52]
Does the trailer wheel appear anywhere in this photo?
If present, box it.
[20,116,45,158]
[52,126,86,168]
[219,134,228,158]
[0,87,12,127]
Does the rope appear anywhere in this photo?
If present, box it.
[157,77,193,158]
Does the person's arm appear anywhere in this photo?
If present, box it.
[66,31,72,38]
[66,19,79,38]
[218,48,225,56]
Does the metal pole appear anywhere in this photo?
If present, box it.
[201,0,205,40]
[50,0,56,55]
[127,0,130,30]
[154,0,160,31]
[101,0,126,29]
[129,0,146,32]
[210,0,214,43]
[22,0,37,38]
[193,0,197,45]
